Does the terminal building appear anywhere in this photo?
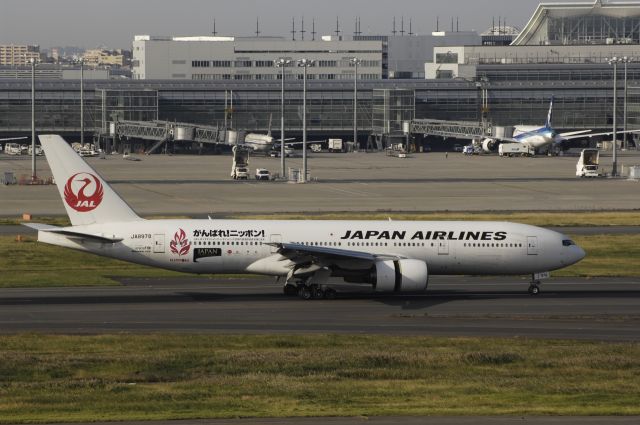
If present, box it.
[1,0,640,147]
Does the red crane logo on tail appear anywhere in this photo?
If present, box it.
[170,228,191,256]
[63,173,104,212]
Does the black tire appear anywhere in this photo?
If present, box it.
[528,285,540,295]
[298,286,312,300]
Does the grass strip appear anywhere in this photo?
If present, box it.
[0,334,639,422]
[1,234,639,287]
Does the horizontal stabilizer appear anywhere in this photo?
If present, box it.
[22,222,122,243]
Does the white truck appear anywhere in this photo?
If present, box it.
[328,138,343,153]
[231,146,250,179]
[498,143,534,157]
[4,143,22,155]
[576,149,600,178]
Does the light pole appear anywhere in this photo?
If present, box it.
[274,58,291,178]
[351,58,361,149]
[29,57,37,182]
[75,58,85,146]
[608,57,623,177]
[297,58,314,183]
[622,57,632,150]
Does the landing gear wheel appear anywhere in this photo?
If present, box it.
[311,285,325,299]
[298,286,312,300]
[323,288,337,299]
[528,285,540,295]
[283,283,298,296]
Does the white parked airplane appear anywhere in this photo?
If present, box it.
[26,135,585,298]
[479,97,639,153]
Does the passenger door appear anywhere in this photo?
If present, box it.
[153,234,165,253]
[527,236,538,255]
[438,239,449,255]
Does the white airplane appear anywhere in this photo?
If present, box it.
[242,132,298,153]
[26,135,585,298]
[479,97,639,154]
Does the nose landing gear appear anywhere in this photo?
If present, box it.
[528,275,542,295]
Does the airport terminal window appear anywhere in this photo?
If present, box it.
[211,60,232,67]
[192,60,210,68]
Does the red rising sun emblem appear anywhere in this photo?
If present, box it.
[170,228,191,256]
[63,173,104,212]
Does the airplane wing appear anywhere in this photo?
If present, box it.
[0,137,28,142]
[22,223,123,243]
[561,129,640,141]
[267,242,402,264]
[559,130,592,138]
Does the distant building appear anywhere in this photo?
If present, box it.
[513,0,640,46]
[0,44,40,66]
[83,49,126,67]
[425,0,640,79]
[132,32,482,80]
[132,35,384,80]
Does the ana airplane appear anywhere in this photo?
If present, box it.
[242,133,299,154]
[27,135,585,298]
[479,97,639,154]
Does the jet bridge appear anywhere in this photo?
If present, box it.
[107,120,234,154]
[410,119,490,139]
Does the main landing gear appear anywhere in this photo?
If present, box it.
[528,277,541,296]
[283,280,337,300]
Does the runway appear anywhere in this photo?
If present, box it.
[1,276,639,341]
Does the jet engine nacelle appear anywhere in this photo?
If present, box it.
[372,259,429,293]
[482,138,496,153]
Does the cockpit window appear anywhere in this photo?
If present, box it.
[562,239,576,246]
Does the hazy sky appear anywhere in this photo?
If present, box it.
[1,0,582,49]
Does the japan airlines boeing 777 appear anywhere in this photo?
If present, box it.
[27,135,585,298]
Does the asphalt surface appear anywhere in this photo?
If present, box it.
[1,276,639,341]
[3,151,640,215]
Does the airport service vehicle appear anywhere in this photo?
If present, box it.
[28,145,44,156]
[453,144,464,153]
[310,143,322,153]
[576,149,600,178]
[231,146,250,179]
[328,139,343,152]
[4,143,22,155]
[499,143,534,157]
[462,145,475,155]
[255,168,270,181]
[27,135,586,298]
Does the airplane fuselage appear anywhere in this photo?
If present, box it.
[39,219,584,277]
[513,125,555,150]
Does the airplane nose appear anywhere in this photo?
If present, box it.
[573,245,586,264]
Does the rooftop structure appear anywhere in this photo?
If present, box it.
[512,0,640,45]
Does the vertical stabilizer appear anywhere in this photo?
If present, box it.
[39,134,141,226]
[545,96,554,129]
